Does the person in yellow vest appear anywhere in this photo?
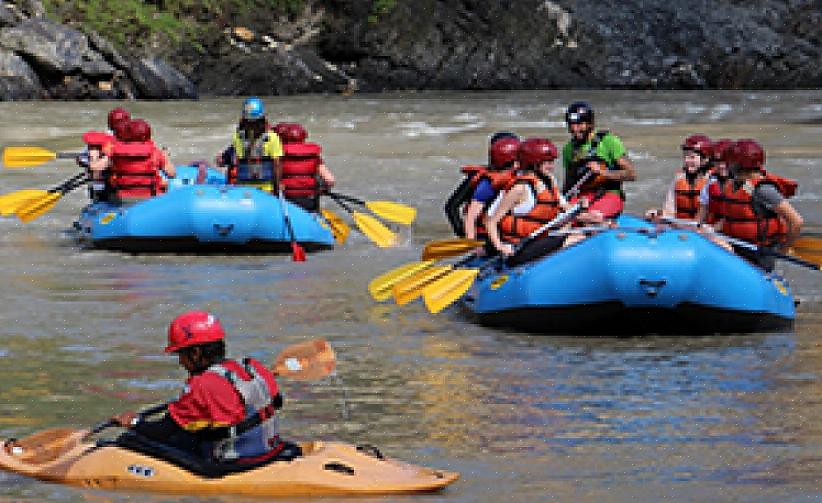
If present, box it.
[216,97,283,192]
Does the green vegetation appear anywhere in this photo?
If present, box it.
[368,0,396,24]
[42,0,308,53]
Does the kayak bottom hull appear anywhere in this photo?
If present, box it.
[85,236,334,254]
[469,301,794,335]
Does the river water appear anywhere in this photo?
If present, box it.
[0,91,820,502]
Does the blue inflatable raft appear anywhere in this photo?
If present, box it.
[463,215,795,334]
[74,165,335,253]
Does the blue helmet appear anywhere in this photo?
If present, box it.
[242,97,265,120]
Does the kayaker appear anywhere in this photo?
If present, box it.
[111,311,289,465]
[274,122,335,212]
[720,139,802,271]
[647,134,713,220]
[216,97,284,193]
[79,107,130,202]
[697,138,735,224]
[107,119,176,204]
[561,101,636,222]
[486,138,569,265]
[443,131,520,240]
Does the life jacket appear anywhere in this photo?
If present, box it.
[499,174,561,244]
[565,130,623,197]
[280,142,322,203]
[705,176,731,224]
[458,165,515,238]
[227,130,278,187]
[721,172,797,247]
[205,358,281,462]
[673,173,707,220]
[109,140,164,200]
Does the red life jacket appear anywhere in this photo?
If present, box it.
[673,173,707,220]
[280,142,321,201]
[499,174,561,244]
[721,172,797,246]
[459,165,514,238]
[109,140,164,200]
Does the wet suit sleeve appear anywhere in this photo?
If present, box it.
[444,177,474,237]
[753,184,784,212]
[220,146,235,166]
[132,413,185,442]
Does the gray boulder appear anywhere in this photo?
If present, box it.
[0,18,114,76]
[127,57,197,99]
[0,48,42,99]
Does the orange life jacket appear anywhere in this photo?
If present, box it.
[721,172,797,246]
[459,165,514,238]
[109,140,164,200]
[280,142,322,202]
[705,177,731,224]
[673,173,707,220]
[499,174,561,243]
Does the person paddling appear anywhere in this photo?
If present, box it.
[444,132,520,241]
[719,139,803,271]
[79,107,130,202]
[273,122,335,212]
[561,101,636,222]
[216,97,284,193]
[108,119,175,205]
[697,138,735,224]
[111,311,291,465]
[486,138,569,265]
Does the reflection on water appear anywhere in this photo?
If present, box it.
[0,91,820,501]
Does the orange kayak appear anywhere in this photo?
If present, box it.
[0,430,458,497]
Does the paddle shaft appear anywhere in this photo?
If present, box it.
[277,189,306,261]
[659,216,820,271]
[328,192,366,206]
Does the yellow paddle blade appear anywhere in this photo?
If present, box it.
[422,268,480,314]
[793,236,822,253]
[364,201,417,226]
[353,211,396,248]
[16,192,62,223]
[0,189,48,216]
[2,146,58,168]
[393,265,453,305]
[321,209,351,244]
[368,260,436,301]
[421,238,485,260]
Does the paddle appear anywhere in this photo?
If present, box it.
[2,146,83,169]
[368,260,436,301]
[5,338,336,460]
[14,173,88,223]
[328,192,417,225]
[329,195,397,248]
[422,202,587,314]
[320,208,351,245]
[421,238,485,260]
[659,217,821,271]
[277,189,306,262]
[0,172,87,217]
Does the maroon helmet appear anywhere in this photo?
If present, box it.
[518,138,558,169]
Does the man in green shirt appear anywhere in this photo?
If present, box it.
[561,101,636,220]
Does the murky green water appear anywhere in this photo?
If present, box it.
[0,91,820,501]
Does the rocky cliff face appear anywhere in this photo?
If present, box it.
[1,0,820,100]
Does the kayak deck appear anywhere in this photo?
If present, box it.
[0,436,458,496]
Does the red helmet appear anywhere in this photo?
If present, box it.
[107,107,130,131]
[518,138,558,169]
[711,138,734,161]
[273,122,290,136]
[730,139,765,170]
[682,134,713,158]
[488,137,520,169]
[165,311,226,353]
[282,123,308,143]
[112,120,130,141]
[127,119,151,142]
